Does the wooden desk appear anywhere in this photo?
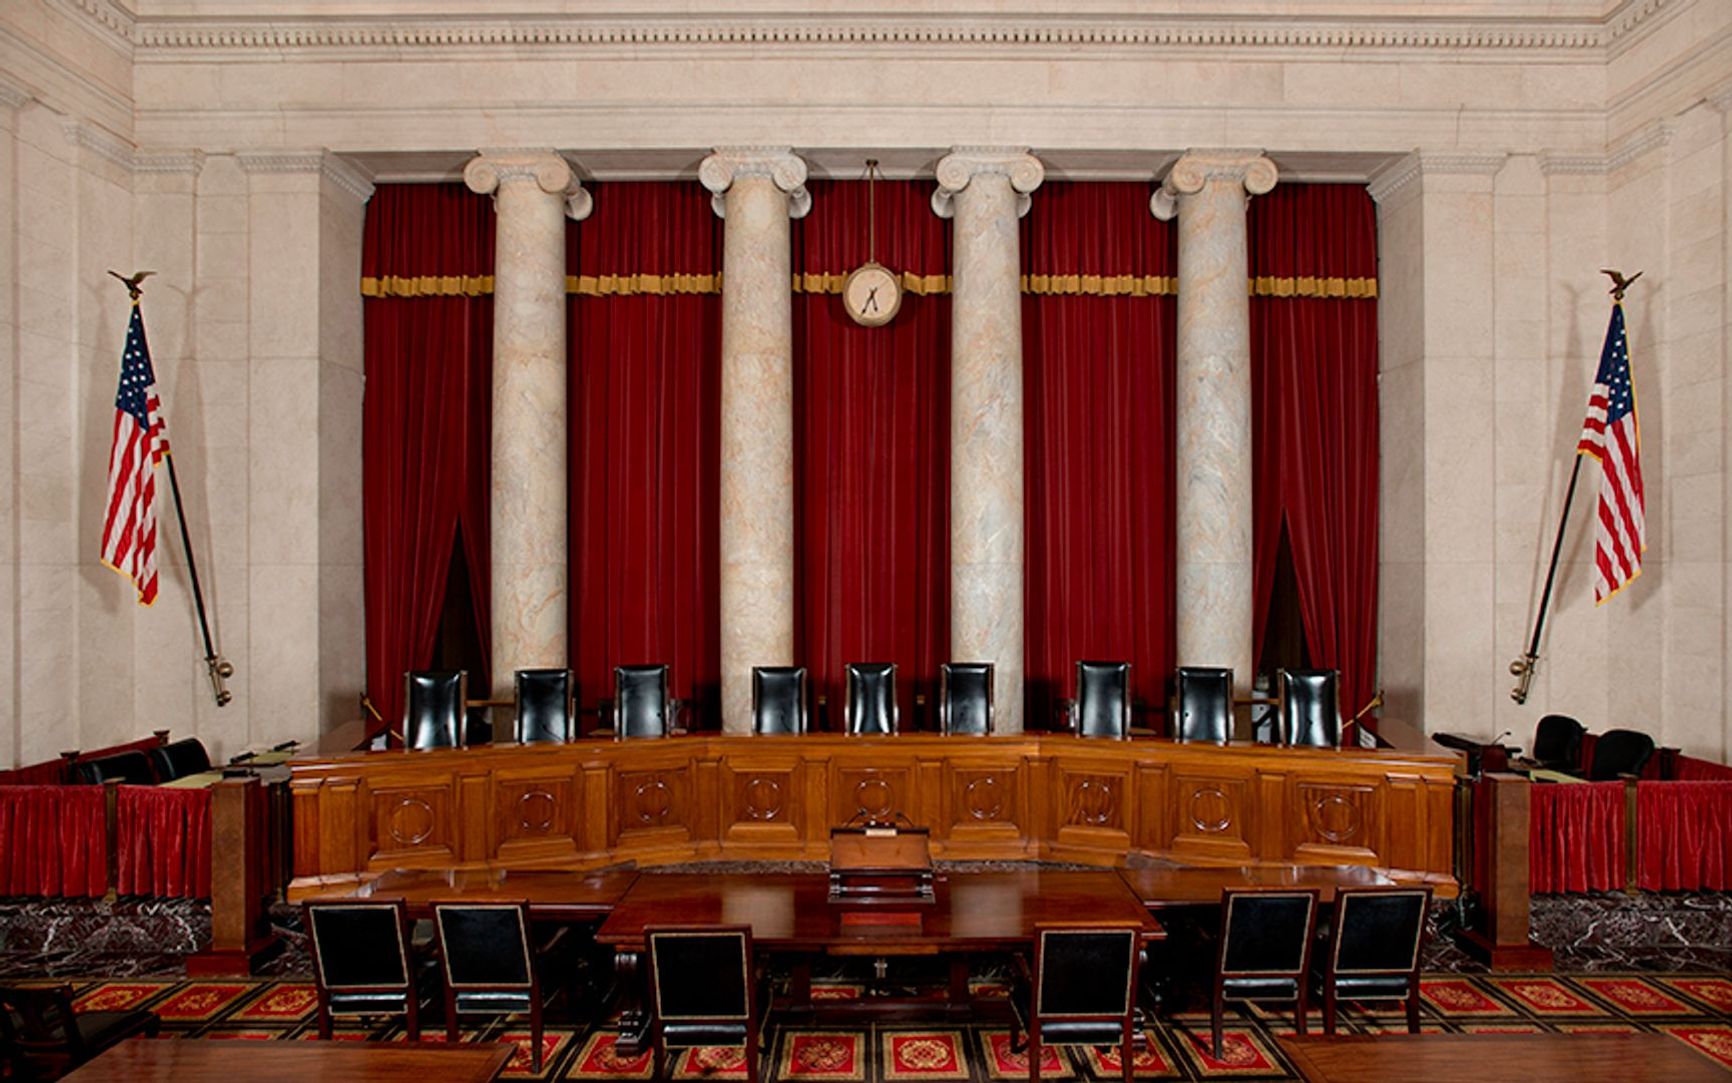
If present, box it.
[287,733,1458,900]
[62,1040,513,1082]
[1118,863,1395,907]
[597,869,1162,1049]
[340,867,639,919]
[1277,1034,1731,1082]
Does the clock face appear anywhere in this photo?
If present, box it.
[842,262,902,327]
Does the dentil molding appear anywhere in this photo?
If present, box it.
[699,148,812,220]
[931,147,1045,220]
[1366,151,1509,204]
[236,150,377,202]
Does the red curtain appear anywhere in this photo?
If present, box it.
[1022,182,1177,730]
[1638,780,1732,891]
[1529,781,1625,893]
[792,180,950,729]
[362,184,495,732]
[1249,184,1381,724]
[116,786,212,899]
[1675,755,1732,781]
[0,786,106,897]
[568,183,722,729]
[0,760,71,787]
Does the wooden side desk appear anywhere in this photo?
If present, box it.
[1277,1034,1731,1082]
[61,1040,514,1082]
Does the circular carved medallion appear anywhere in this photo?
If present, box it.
[517,789,556,832]
[633,778,673,825]
[1074,778,1116,826]
[744,776,784,821]
[1187,787,1233,834]
[854,777,894,819]
[964,776,1005,821]
[1310,792,1361,843]
[386,796,434,846]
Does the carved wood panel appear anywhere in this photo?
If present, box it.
[1057,769,1126,831]
[368,784,454,864]
[1293,781,1381,865]
[1167,773,1253,862]
[832,766,913,826]
[942,762,1024,843]
[494,775,577,854]
[615,768,691,841]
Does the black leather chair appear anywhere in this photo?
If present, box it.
[1530,714,1586,773]
[1276,669,1340,748]
[752,666,808,736]
[940,662,994,736]
[1009,925,1146,1083]
[1174,667,1233,743]
[404,670,466,751]
[70,750,156,786]
[1212,889,1319,1058]
[1588,728,1657,781]
[646,925,761,1083]
[148,737,211,782]
[304,900,420,1040]
[1074,661,1131,739]
[845,663,897,736]
[432,901,545,1071]
[0,984,160,1081]
[615,665,672,739]
[1318,887,1431,1036]
[514,668,574,744]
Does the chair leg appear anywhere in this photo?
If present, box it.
[1323,984,1337,1037]
[405,993,420,1042]
[531,999,544,1073]
[1294,988,1309,1037]
[1406,982,1422,1034]
[317,1001,332,1041]
[1121,1018,1135,1083]
[445,991,459,1045]
[1211,988,1224,1060]
[745,1029,759,1083]
[1028,1028,1041,1083]
[653,1038,665,1081]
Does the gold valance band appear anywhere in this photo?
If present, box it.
[361,273,1376,300]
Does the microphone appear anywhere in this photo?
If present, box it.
[1491,730,1511,747]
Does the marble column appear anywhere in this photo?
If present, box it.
[464,150,592,691]
[933,148,1044,733]
[699,148,810,733]
[1151,149,1277,694]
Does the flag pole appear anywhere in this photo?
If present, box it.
[1508,270,1641,704]
[109,271,235,707]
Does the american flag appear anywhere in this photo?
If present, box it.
[1576,303,1645,604]
[99,303,170,606]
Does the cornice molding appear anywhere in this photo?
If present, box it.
[1607,119,1673,171]
[236,149,377,202]
[48,0,135,57]
[62,119,135,170]
[118,9,1681,62]
[1365,150,1507,204]
[1537,151,1608,176]
[133,148,206,175]
[1366,155,1420,205]
[0,79,32,111]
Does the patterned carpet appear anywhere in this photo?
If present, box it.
[20,973,1732,1080]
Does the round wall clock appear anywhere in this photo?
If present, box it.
[843,261,902,327]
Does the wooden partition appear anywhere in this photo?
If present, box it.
[287,734,1459,900]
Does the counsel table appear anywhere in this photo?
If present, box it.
[1276,1033,1731,1082]
[596,869,1163,1050]
[61,1040,514,1082]
[1118,862,1396,907]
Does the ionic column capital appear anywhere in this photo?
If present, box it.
[699,147,811,219]
[1150,149,1278,221]
[932,147,1045,220]
[464,149,593,221]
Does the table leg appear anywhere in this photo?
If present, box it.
[948,956,971,1007]
[788,957,813,1012]
[612,949,651,1055]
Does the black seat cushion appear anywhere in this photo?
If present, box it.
[617,665,671,739]
[1330,975,1413,999]
[1076,662,1130,739]
[452,990,534,1014]
[1033,1019,1132,1045]
[845,664,897,736]
[752,667,808,736]
[404,671,466,750]
[71,751,156,786]
[1175,667,1233,743]
[941,663,994,736]
[148,738,211,782]
[1277,669,1340,748]
[515,669,573,743]
[1589,728,1656,781]
[1222,976,1302,999]
[661,1022,750,1047]
[327,991,412,1014]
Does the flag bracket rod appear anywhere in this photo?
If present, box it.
[1509,271,1641,705]
[110,271,234,708]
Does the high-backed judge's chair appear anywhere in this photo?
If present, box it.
[514,668,575,744]
[148,737,212,782]
[615,665,672,739]
[1174,667,1233,744]
[1588,728,1656,781]
[404,670,467,751]
[1212,888,1319,1058]
[940,662,994,736]
[71,750,157,786]
[1009,924,1147,1083]
[1529,713,1587,774]
[646,925,763,1083]
[1073,661,1131,739]
[1276,668,1340,748]
[845,663,898,735]
[752,666,808,735]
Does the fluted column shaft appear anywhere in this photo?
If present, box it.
[700,148,810,732]
[934,148,1044,733]
[1152,150,1277,694]
[464,151,592,691]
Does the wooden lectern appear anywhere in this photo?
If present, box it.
[828,825,935,904]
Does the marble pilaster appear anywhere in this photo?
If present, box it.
[1152,149,1277,694]
[934,147,1044,733]
[464,151,591,690]
[699,148,809,732]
